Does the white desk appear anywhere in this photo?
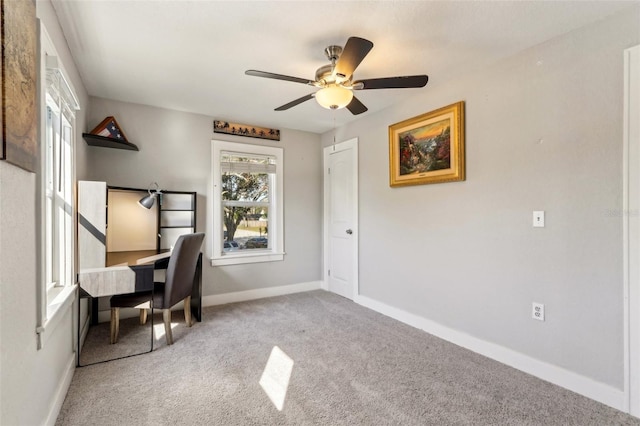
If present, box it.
[78,264,154,298]
[77,249,203,366]
[79,250,171,297]
[77,251,164,367]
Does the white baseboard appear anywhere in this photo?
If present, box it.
[88,282,626,411]
[96,281,323,323]
[44,353,75,426]
[355,294,626,412]
[202,281,322,307]
[80,283,627,413]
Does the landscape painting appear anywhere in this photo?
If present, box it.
[389,101,465,187]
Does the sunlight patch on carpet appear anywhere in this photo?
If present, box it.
[259,346,294,411]
[153,322,178,339]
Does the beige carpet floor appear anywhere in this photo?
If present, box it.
[57,290,640,425]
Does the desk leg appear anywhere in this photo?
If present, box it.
[190,253,203,322]
[150,285,154,352]
[77,287,92,367]
[91,298,99,325]
[77,287,81,367]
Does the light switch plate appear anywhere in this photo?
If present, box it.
[533,211,545,227]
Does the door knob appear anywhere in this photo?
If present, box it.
[346,229,353,235]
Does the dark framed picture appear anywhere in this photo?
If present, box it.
[389,101,465,187]
[214,120,280,141]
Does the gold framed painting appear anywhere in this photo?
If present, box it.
[389,101,465,187]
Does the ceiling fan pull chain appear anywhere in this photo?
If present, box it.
[332,112,336,147]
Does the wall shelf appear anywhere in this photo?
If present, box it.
[83,133,139,151]
[159,192,196,250]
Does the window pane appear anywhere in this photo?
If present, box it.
[223,206,269,252]
[45,196,53,288]
[222,172,269,203]
[46,107,54,192]
[55,200,65,283]
[45,84,76,289]
[62,119,72,201]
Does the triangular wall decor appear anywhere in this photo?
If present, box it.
[89,116,128,141]
[83,116,139,151]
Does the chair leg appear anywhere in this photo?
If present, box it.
[163,309,173,345]
[139,308,148,325]
[110,308,120,344]
[184,295,192,327]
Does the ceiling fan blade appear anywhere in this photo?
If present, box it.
[354,75,429,90]
[245,70,314,85]
[334,37,374,80]
[274,93,315,111]
[346,96,368,115]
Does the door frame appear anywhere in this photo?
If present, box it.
[323,138,359,299]
[623,44,640,416]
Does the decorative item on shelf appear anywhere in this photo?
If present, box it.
[1,0,38,172]
[83,116,139,151]
[90,116,128,141]
[389,101,465,187]
[138,182,163,209]
[214,120,280,141]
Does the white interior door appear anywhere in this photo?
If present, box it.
[324,138,358,300]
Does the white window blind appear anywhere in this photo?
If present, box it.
[220,151,277,174]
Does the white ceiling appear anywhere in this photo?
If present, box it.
[51,0,634,134]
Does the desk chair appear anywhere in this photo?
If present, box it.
[110,232,205,345]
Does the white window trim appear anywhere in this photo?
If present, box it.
[211,140,284,266]
[36,24,80,349]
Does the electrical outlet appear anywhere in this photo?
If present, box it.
[532,302,545,321]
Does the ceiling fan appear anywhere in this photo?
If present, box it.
[245,36,428,115]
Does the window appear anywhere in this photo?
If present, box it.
[211,140,284,266]
[44,73,75,295]
[36,27,80,348]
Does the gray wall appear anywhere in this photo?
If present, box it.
[1,4,636,424]
[84,98,323,297]
[0,1,89,424]
[322,8,639,389]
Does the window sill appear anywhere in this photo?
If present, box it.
[37,284,76,349]
[211,252,284,266]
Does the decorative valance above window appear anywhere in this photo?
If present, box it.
[45,55,80,117]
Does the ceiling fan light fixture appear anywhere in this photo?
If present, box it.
[315,85,353,110]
